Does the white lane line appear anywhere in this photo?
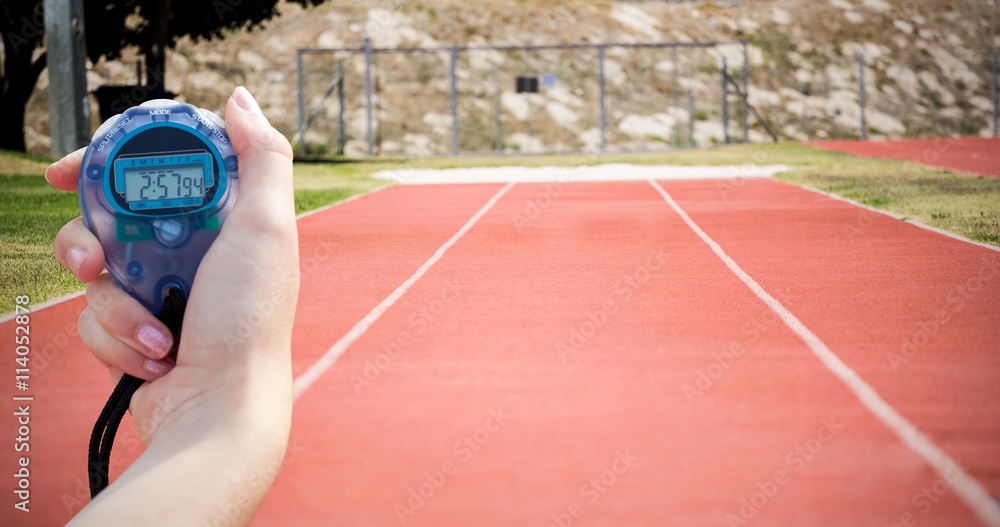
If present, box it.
[295,184,391,221]
[969,152,1000,165]
[795,183,1000,253]
[647,178,1000,527]
[0,290,86,324]
[292,182,515,401]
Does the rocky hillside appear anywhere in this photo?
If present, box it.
[22,0,1000,155]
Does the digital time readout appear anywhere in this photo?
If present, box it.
[124,165,205,203]
[115,153,212,211]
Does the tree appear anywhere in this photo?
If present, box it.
[1,3,48,152]
[0,0,328,152]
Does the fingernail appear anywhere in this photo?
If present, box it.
[67,247,87,274]
[144,359,173,377]
[233,86,259,113]
[136,325,172,358]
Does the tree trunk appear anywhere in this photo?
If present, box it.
[144,0,174,90]
[0,95,29,152]
[0,27,46,152]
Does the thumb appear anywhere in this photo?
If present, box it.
[176,88,299,366]
[223,86,296,236]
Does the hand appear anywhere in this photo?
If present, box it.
[48,87,300,525]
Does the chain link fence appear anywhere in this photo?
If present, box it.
[295,40,755,157]
[768,47,1000,141]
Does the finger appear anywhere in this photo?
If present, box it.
[86,274,175,361]
[79,307,173,382]
[54,217,106,282]
[224,86,297,240]
[180,87,299,366]
[44,147,86,191]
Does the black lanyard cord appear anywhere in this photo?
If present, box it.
[88,287,187,499]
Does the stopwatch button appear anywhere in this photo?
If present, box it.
[139,99,174,110]
[152,218,189,247]
[86,164,102,180]
[93,114,121,140]
[126,261,143,278]
[200,108,225,130]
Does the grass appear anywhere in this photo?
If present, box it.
[3,143,999,309]
[292,162,386,214]
[1,174,83,305]
[774,148,1000,246]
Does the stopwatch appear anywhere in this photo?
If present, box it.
[78,99,238,315]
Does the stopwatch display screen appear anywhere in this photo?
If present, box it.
[111,148,216,213]
[121,160,206,210]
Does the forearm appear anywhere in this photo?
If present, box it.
[69,367,292,526]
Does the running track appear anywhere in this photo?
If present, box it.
[2,176,1000,526]
[813,137,1000,177]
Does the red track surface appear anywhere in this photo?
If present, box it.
[812,137,1000,177]
[2,178,999,526]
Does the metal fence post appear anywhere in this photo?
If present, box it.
[450,47,459,155]
[742,41,749,143]
[296,49,306,157]
[522,50,533,153]
[337,59,346,154]
[686,68,695,147]
[992,50,998,137]
[494,70,503,152]
[299,39,754,157]
[364,38,374,155]
[598,45,607,152]
[858,53,867,140]
[671,46,679,146]
[44,0,90,157]
[722,57,730,144]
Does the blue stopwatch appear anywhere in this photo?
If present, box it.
[78,100,239,314]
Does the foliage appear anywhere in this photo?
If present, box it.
[0,0,331,151]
